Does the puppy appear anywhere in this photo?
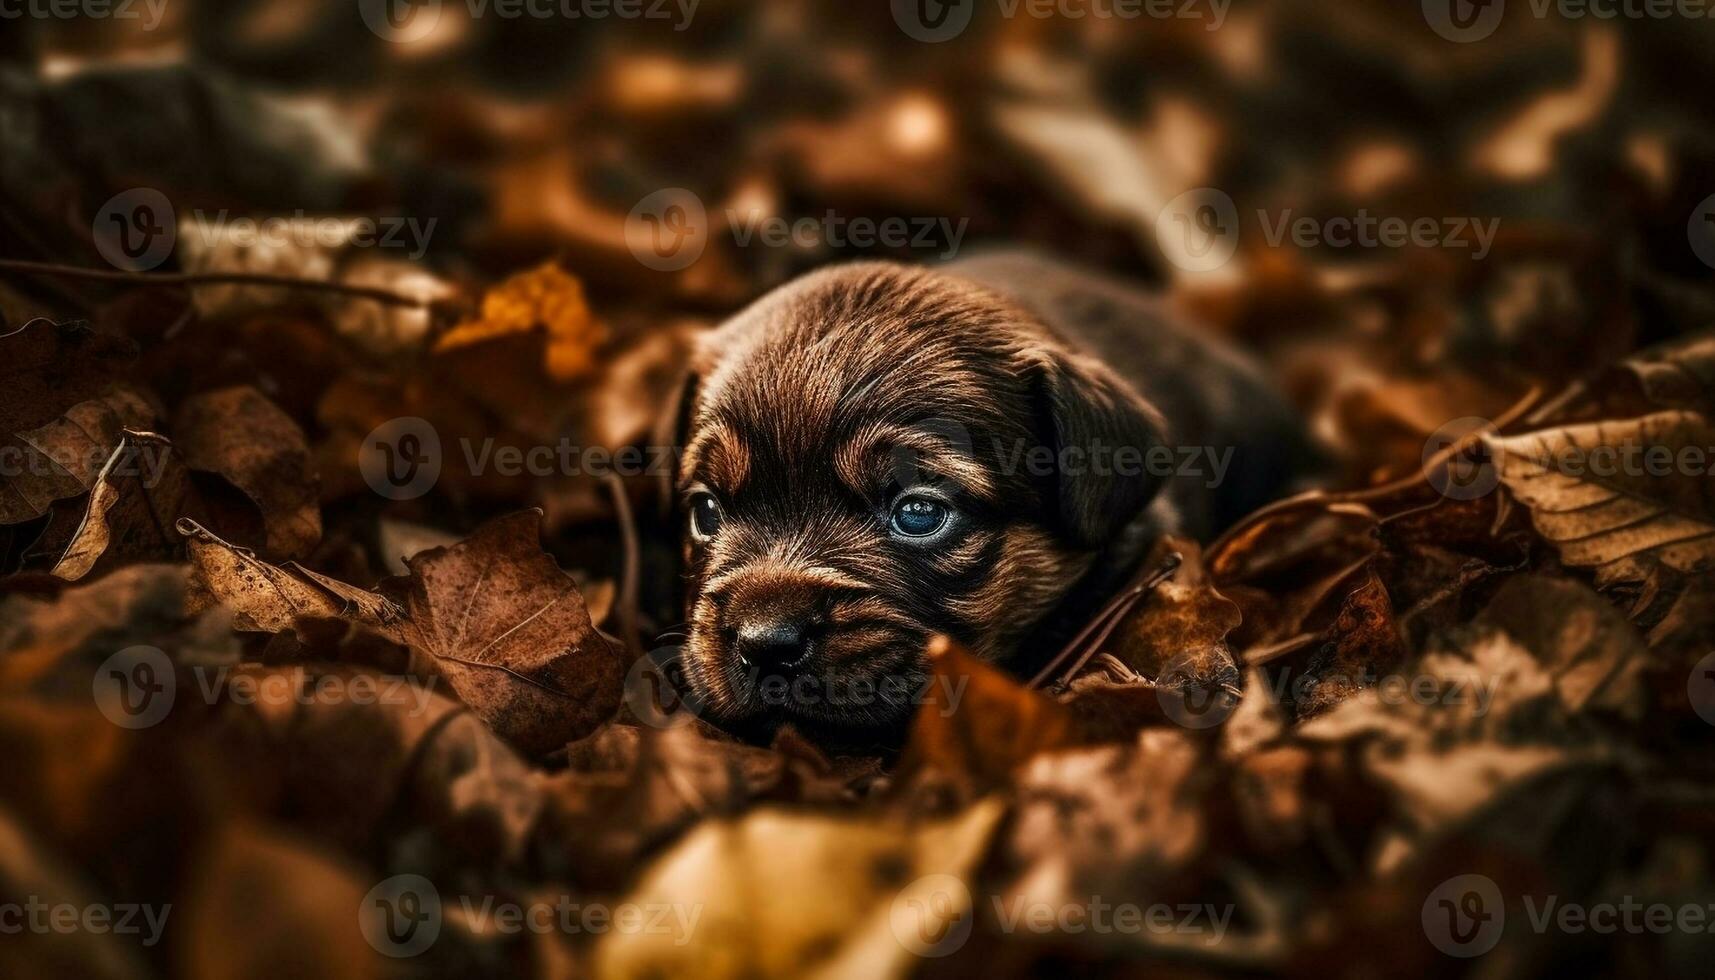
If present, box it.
[667,251,1307,748]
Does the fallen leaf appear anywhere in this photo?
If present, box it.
[400,510,625,755]
[595,798,1004,979]
[51,431,195,581]
[1288,566,1409,719]
[435,262,607,382]
[1485,411,1715,585]
[1009,730,1209,889]
[1110,537,1243,693]
[0,807,151,980]
[1608,328,1715,415]
[0,319,137,439]
[0,386,156,526]
[179,518,403,634]
[895,635,1075,800]
[174,386,322,559]
[1474,573,1650,717]
[181,824,380,980]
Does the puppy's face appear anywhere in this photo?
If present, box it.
[671,262,1164,746]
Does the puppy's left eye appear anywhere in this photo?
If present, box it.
[689,492,723,542]
[890,495,950,537]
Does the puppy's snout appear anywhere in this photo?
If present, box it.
[709,563,855,674]
[729,618,812,672]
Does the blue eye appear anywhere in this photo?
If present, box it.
[890,496,949,537]
[690,493,723,540]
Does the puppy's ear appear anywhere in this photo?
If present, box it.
[1030,347,1168,547]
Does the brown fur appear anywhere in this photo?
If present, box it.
[670,259,1172,747]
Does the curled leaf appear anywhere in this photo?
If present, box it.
[51,431,193,581]
[174,386,322,559]
[179,519,403,635]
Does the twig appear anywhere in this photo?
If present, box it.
[1028,551,1182,690]
[0,258,435,308]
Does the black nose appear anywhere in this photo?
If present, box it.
[731,619,810,672]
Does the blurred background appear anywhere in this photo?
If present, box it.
[4,2,1714,550]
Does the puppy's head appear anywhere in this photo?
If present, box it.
[669,261,1166,745]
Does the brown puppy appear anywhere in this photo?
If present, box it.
[667,251,1306,747]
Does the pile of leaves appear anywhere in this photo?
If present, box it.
[3,5,1715,979]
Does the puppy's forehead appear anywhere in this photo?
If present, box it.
[689,263,1037,491]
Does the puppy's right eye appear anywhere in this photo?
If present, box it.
[689,493,723,542]
[889,494,950,538]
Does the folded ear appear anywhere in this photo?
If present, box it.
[1029,347,1168,547]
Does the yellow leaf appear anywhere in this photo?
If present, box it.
[435,262,606,381]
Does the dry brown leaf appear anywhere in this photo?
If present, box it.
[435,262,607,382]
[1290,565,1409,719]
[1111,538,1243,694]
[174,386,322,559]
[400,509,625,755]
[539,724,810,886]
[1609,328,1715,415]
[1485,411,1715,584]
[0,319,138,441]
[200,662,466,851]
[51,432,195,581]
[595,798,1004,979]
[1010,730,1210,889]
[1294,628,1586,856]
[1,386,155,526]
[0,564,234,693]
[1475,573,1650,717]
[0,807,151,980]
[181,824,380,980]
[179,518,404,635]
[896,635,1076,798]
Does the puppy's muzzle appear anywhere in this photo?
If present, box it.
[726,610,815,673]
[705,561,869,676]
[716,572,826,674]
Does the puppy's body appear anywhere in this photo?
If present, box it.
[671,251,1306,747]
[948,252,1307,549]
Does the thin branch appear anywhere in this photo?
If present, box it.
[1028,551,1182,690]
[0,258,435,308]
